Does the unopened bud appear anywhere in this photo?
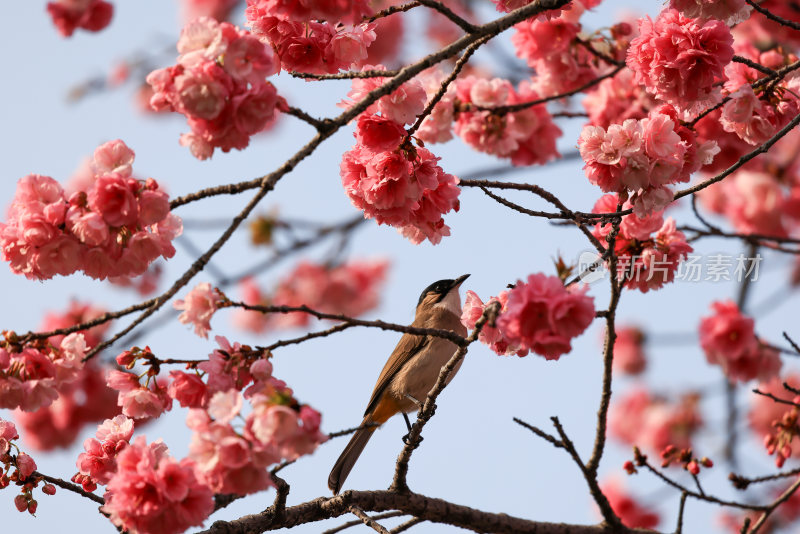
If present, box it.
[14,495,27,512]
[687,460,700,475]
[41,484,56,496]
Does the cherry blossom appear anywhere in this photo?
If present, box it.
[245,1,377,74]
[609,388,702,453]
[0,141,181,281]
[627,9,734,114]
[612,326,647,376]
[46,0,113,37]
[174,283,224,338]
[579,106,718,216]
[340,109,460,244]
[102,436,214,534]
[699,300,781,383]
[148,17,285,159]
[601,478,660,529]
[461,289,520,356]
[453,76,562,166]
[591,194,693,292]
[235,259,389,332]
[491,273,595,360]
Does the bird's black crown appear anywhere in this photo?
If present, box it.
[416,274,469,306]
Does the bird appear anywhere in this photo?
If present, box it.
[328,274,470,495]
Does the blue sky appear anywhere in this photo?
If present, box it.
[2,2,799,533]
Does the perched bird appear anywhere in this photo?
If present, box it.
[328,274,470,494]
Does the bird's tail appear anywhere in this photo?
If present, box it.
[328,417,377,494]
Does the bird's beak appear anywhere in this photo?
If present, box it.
[451,273,470,290]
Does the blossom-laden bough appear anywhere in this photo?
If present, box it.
[3,0,800,533]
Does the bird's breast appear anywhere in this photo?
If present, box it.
[388,336,464,412]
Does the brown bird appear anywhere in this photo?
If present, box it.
[328,274,469,494]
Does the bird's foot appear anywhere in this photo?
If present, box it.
[402,433,423,447]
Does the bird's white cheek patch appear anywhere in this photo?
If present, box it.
[434,290,462,315]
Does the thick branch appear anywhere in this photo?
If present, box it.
[200,489,652,534]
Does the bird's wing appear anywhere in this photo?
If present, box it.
[363,333,428,418]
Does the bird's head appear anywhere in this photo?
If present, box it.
[416,274,470,316]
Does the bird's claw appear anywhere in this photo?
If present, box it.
[402,433,423,447]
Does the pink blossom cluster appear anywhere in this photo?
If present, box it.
[698,169,800,238]
[591,194,693,292]
[46,0,113,37]
[106,367,172,421]
[579,105,719,217]
[147,17,285,159]
[669,0,751,25]
[0,418,54,515]
[174,282,224,338]
[582,69,656,129]
[180,0,239,23]
[181,337,326,495]
[749,375,800,465]
[0,332,88,413]
[74,414,135,490]
[462,274,595,361]
[235,259,389,333]
[460,290,516,356]
[720,43,800,147]
[415,68,457,145]
[698,300,781,383]
[14,301,119,451]
[0,140,181,281]
[102,436,214,534]
[511,12,601,97]
[245,0,377,74]
[609,388,703,453]
[612,326,647,376]
[453,76,562,166]
[339,75,461,244]
[600,478,660,529]
[627,9,734,114]
[15,363,119,451]
[107,337,327,497]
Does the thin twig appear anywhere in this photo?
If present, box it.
[746,0,800,31]
[32,471,104,505]
[350,505,391,534]
[322,512,406,534]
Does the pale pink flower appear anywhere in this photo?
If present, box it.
[341,66,427,125]
[627,9,733,113]
[207,389,242,423]
[103,436,214,534]
[601,478,660,529]
[609,388,702,452]
[613,326,647,375]
[174,283,223,338]
[93,140,135,178]
[341,121,460,244]
[15,452,37,478]
[699,301,781,383]
[46,0,113,37]
[167,371,208,408]
[496,274,594,360]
